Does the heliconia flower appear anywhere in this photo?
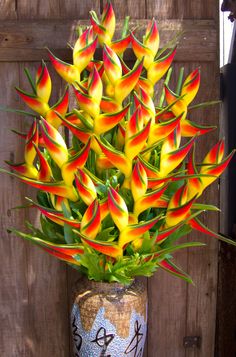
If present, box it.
[5,161,38,179]
[118,215,161,248]
[36,60,52,103]
[15,87,50,116]
[202,139,225,165]
[134,185,167,217]
[100,198,109,220]
[16,174,78,201]
[48,49,80,83]
[42,247,81,265]
[155,224,181,243]
[80,199,101,239]
[199,150,235,190]
[100,96,122,113]
[32,201,81,228]
[116,124,125,150]
[87,66,103,105]
[164,85,187,119]
[96,155,114,172]
[40,118,68,168]
[75,169,97,206]
[160,136,195,177]
[180,119,216,137]
[137,77,154,97]
[50,194,70,211]
[125,120,151,160]
[126,107,143,140]
[74,86,100,118]
[16,232,83,264]
[165,194,196,227]
[108,187,129,232]
[24,120,39,165]
[61,139,91,186]
[86,60,104,78]
[161,122,181,154]
[181,68,200,106]
[103,45,122,85]
[157,258,192,283]
[149,114,182,145]
[147,48,176,85]
[34,144,53,182]
[94,104,129,135]
[96,137,132,178]
[45,88,69,129]
[131,19,159,70]
[73,29,98,73]
[60,114,91,146]
[81,234,122,258]
[90,2,115,46]
[110,35,131,55]
[189,216,236,246]
[131,160,147,202]
[134,89,155,123]
[187,142,234,198]
[168,184,188,210]
[114,60,143,104]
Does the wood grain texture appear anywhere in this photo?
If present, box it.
[17,61,70,357]
[146,0,217,19]
[109,0,146,19]
[59,0,100,19]
[0,19,217,62]
[0,62,32,357]
[0,0,17,19]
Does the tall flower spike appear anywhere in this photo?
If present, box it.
[45,88,69,129]
[40,118,68,168]
[118,216,161,248]
[61,139,91,186]
[75,169,97,206]
[15,87,50,116]
[181,68,200,106]
[74,86,100,118]
[108,187,129,232]
[90,2,115,46]
[34,144,53,182]
[96,137,132,178]
[24,120,39,165]
[80,199,101,240]
[131,19,159,70]
[160,136,195,177]
[103,45,122,85]
[125,120,151,161]
[94,105,129,135]
[48,49,80,83]
[147,48,176,86]
[80,234,122,259]
[73,28,98,73]
[36,60,52,103]
[114,59,143,104]
[149,114,182,146]
[131,160,148,202]
[165,184,196,227]
[164,85,187,119]
[134,185,167,217]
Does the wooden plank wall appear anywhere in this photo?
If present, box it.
[0,1,219,356]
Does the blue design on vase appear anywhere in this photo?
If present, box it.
[71,304,147,357]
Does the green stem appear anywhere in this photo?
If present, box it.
[175,67,184,96]
[159,67,173,108]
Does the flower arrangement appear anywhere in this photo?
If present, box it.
[1,2,235,285]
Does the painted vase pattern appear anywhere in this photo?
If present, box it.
[71,278,148,357]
